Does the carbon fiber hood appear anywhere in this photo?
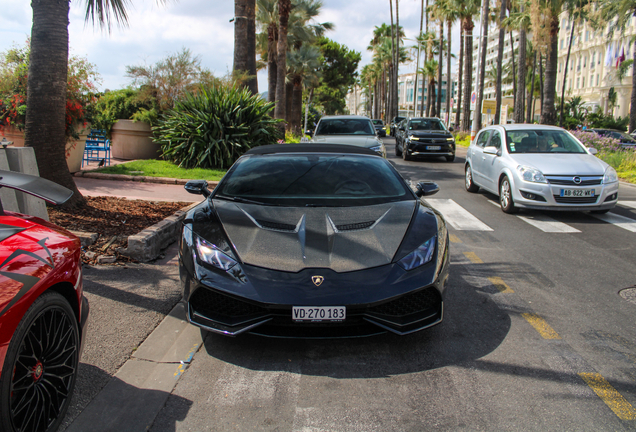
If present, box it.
[213,200,416,273]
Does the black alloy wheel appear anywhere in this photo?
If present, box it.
[445,154,455,162]
[402,144,411,161]
[395,143,402,156]
[0,291,80,432]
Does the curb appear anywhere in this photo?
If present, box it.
[74,170,219,188]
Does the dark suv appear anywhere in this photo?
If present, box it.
[589,128,636,149]
[372,119,387,137]
[390,116,406,137]
[395,117,456,162]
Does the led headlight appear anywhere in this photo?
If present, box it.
[517,165,547,183]
[603,166,618,184]
[408,135,419,141]
[398,236,436,271]
[370,145,383,153]
[195,235,238,271]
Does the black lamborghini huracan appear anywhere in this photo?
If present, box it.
[179,144,450,337]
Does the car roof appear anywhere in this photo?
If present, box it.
[484,124,568,132]
[318,115,371,121]
[245,144,380,156]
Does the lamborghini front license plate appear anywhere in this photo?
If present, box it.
[292,306,346,322]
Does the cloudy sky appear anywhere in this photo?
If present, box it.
[0,0,461,92]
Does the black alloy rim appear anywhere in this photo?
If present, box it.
[10,306,78,432]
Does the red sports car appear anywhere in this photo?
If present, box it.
[0,170,89,432]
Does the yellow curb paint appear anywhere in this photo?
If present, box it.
[579,373,636,420]
[521,313,561,339]
[463,252,483,264]
[449,234,462,243]
[488,276,514,293]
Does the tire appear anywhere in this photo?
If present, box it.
[395,144,402,156]
[499,176,518,214]
[465,165,479,192]
[446,154,455,162]
[590,209,610,214]
[402,147,411,161]
[0,291,80,432]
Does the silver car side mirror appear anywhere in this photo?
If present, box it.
[483,146,500,156]
[587,147,598,155]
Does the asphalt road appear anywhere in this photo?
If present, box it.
[67,139,636,431]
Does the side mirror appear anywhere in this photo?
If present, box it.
[483,146,500,156]
[415,181,440,197]
[399,126,405,131]
[448,126,454,132]
[587,147,598,155]
[305,129,314,137]
[185,180,211,197]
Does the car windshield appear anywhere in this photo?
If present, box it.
[408,119,446,131]
[315,119,375,135]
[610,131,636,142]
[506,129,587,154]
[215,154,412,206]
[372,120,384,126]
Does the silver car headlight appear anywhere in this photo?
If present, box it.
[517,165,547,183]
[603,166,618,184]
[398,236,436,271]
[196,235,238,271]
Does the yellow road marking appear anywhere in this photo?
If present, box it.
[449,234,462,243]
[463,252,483,264]
[579,373,636,420]
[488,276,514,293]
[521,313,561,339]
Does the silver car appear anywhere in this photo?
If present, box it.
[465,124,619,213]
[310,115,386,157]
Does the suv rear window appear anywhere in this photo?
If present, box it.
[316,119,375,135]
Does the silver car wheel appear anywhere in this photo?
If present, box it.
[465,166,479,192]
[499,176,518,213]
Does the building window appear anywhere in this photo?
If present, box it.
[591,52,595,67]
[559,62,562,72]
[582,77,585,88]
[585,31,589,41]
[596,74,599,85]
[560,39,564,50]
[576,77,580,89]
[583,56,586,67]
[569,79,572,90]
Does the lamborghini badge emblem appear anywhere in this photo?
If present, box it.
[312,276,324,286]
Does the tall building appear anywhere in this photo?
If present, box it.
[556,13,635,118]
[397,72,456,121]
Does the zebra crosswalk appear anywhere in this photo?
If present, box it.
[425,198,636,234]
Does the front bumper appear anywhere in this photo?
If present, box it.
[180,251,450,338]
[511,176,619,211]
[406,141,455,157]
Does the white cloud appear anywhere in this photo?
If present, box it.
[0,0,462,92]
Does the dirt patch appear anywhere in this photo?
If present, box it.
[48,196,191,265]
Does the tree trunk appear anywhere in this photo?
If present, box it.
[445,19,452,125]
[394,0,400,120]
[513,26,527,123]
[631,42,636,133]
[304,88,313,132]
[526,51,536,123]
[495,0,506,124]
[415,0,424,117]
[456,27,464,128]
[560,21,576,126]
[476,0,489,130]
[285,81,294,126]
[291,76,303,134]
[429,78,437,117]
[274,0,291,125]
[539,54,544,113]
[541,13,559,125]
[437,21,444,118]
[233,0,257,93]
[25,0,84,208]
[389,0,396,120]
[510,32,517,111]
[461,18,474,132]
[267,23,277,102]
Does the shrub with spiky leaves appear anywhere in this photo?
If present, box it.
[154,86,283,169]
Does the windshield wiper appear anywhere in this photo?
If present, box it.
[216,196,278,206]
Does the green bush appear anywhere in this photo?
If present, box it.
[89,88,156,136]
[154,86,283,169]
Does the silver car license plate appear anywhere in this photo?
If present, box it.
[560,189,594,197]
[427,145,441,150]
[292,306,346,322]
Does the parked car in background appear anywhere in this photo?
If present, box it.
[0,171,89,432]
[395,117,456,162]
[465,124,619,214]
[372,119,387,137]
[309,115,386,157]
[390,116,406,136]
[180,144,449,337]
[589,128,636,148]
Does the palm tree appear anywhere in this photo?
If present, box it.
[503,0,529,124]
[475,0,490,130]
[421,59,439,117]
[287,44,321,132]
[274,0,292,124]
[233,0,257,93]
[256,0,279,102]
[457,0,481,131]
[24,0,167,208]
[494,0,507,124]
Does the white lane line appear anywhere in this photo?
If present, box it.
[516,214,581,233]
[425,199,493,231]
[619,201,636,210]
[592,212,636,233]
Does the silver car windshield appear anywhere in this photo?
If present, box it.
[506,130,587,154]
[315,119,375,135]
